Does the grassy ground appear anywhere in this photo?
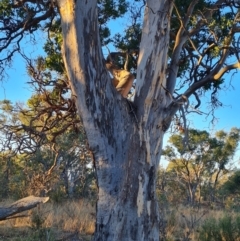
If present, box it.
[0,199,95,241]
[162,205,240,241]
[1,199,240,241]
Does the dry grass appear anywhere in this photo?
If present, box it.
[1,198,239,241]
[0,199,95,240]
[163,205,240,241]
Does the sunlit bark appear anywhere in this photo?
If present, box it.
[57,0,174,240]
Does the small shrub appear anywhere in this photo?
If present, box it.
[8,229,55,241]
[198,214,240,241]
[31,210,45,229]
[49,187,66,203]
[235,216,240,237]
[219,215,235,241]
[199,218,222,241]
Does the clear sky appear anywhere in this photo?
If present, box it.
[0,31,46,103]
[1,54,33,103]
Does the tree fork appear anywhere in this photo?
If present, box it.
[57,0,174,240]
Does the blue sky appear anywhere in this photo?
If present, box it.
[187,78,240,132]
[0,31,46,103]
[0,18,239,168]
[1,39,239,132]
[1,47,239,168]
[0,55,32,103]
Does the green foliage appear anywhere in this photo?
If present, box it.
[0,0,13,17]
[163,128,240,205]
[29,210,55,241]
[43,19,64,74]
[0,153,27,199]
[98,0,128,44]
[113,23,141,51]
[168,0,239,97]
[0,99,13,112]
[199,217,223,241]
[160,208,240,241]
[8,230,55,241]
[222,170,240,195]
[48,186,66,203]
[165,128,240,173]
[199,214,240,241]
[31,210,45,229]
[98,0,128,24]
[0,128,96,200]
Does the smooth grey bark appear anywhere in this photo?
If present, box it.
[57,0,176,240]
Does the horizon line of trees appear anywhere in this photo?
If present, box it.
[0,103,239,208]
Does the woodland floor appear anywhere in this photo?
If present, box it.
[1,199,240,241]
[0,199,95,241]
[0,227,92,241]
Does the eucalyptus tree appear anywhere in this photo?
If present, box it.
[221,169,240,196]
[0,100,93,198]
[1,0,240,240]
[163,128,240,205]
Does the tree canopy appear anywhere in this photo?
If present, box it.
[0,0,240,149]
[1,0,240,152]
[163,128,240,204]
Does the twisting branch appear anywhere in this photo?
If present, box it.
[167,1,199,94]
[0,0,57,74]
[193,92,201,109]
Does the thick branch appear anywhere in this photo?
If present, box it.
[0,196,49,221]
[167,0,199,94]
[135,0,173,115]
[214,62,240,80]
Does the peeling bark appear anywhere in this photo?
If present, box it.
[56,0,175,240]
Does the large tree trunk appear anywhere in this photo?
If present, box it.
[57,0,175,240]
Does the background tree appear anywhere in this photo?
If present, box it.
[163,128,240,205]
[221,170,240,199]
[0,100,94,200]
[1,0,240,240]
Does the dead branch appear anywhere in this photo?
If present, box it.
[0,196,49,221]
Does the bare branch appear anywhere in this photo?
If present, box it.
[0,0,56,72]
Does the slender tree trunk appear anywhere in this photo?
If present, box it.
[187,184,193,205]
[57,0,174,240]
[187,182,198,206]
[211,168,221,202]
